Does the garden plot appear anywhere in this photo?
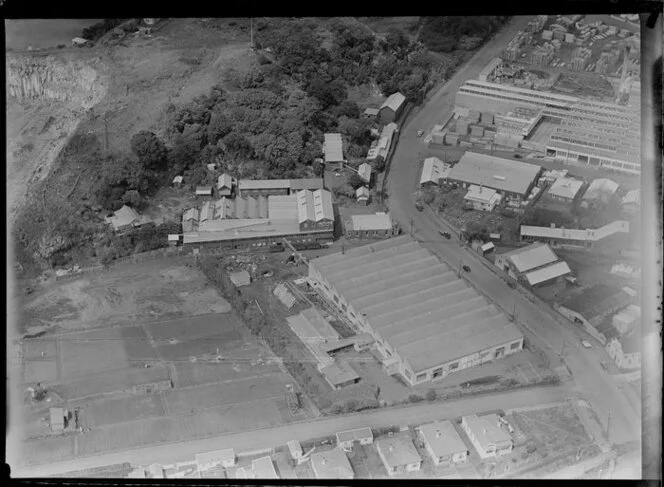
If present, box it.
[80,394,166,428]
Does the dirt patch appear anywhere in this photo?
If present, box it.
[19,258,230,333]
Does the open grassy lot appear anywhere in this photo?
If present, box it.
[173,351,281,388]
[23,339,57,360]
[53,365,171,400]
[164,373,287,414]
[81,394,166,428]
[58,327,130,380]
[23,359,59,384]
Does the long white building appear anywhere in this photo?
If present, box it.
[455,79,641,175]
[308,236,523,385]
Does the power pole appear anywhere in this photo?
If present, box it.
[104,112,109,151]
[457,259,462,277]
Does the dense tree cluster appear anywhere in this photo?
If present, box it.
[419,16,509,53]
[81,19,127,41]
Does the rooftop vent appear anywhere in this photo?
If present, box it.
[493,175,506,181]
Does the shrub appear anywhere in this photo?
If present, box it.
[425,389,437,401]
[408,394,424,403]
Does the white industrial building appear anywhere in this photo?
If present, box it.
[419,157,451,187]
[308,236,524,385]
[495,243,571,287]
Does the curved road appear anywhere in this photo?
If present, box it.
[386,16,640,451]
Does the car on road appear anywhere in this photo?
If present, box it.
[581,340,593,349]
[417,129,424,137]
[513,153,523,159]
[439,231,451,239]
[462,265,471,273]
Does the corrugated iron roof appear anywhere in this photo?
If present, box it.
[268,195,298,220]
[309,236,522,372]
[238,179,291,190]
[448,152,541,196]
[356,186,370,199]
[289,178,324,191]
[313,189,334,222]
[524,260,571,285]
[380,92,406,113]
[358,163,372,183]
[324,133,344,162]
[297,190,315,224]
[499,243,559,273]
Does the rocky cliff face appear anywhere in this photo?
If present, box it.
[6,54,107,109]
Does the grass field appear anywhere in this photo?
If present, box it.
[58,328,130,380]
[53,366,171,400]
[83,395,166,428]
[23,359,59,384]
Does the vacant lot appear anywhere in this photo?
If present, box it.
[18,257,316,469]
[19,258,230,334]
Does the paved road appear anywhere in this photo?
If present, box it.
[14,385,567,477]
[386,15,640,453]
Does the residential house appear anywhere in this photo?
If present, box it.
[196,186,214,198]
[358,163,372,184]
[606,328,641,370]
[356,186,370,205]
[376,433,423,476]
[378,92,406,124]
[367,122,398,161]
[555,284,633,328]
[310,449,354,479]
[419,420,469,466]
[172,175,184,188]
[621,189,640,214]
[580,178,619,208]
[460,414,513,459]
[547,177,585,203]
[217,173,236,197]
[195,448,236,470]
[363,107,379,119]
[251,456,279,479]
[463,185,502,212]
[612,304,641,335]
[336,427,374,450]
[345,213,395,239]
[105,205,153,233]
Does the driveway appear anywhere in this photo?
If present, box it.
[15,384,567,477]
[385,16,640,450]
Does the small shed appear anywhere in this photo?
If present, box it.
[173,175,184,188]
[489,233,501,241]
[206,163,217,172]
[168,234,180,246]
[71,37,89,46]
[229,270,251,287]
[358,163,372,184]
[287,439,304,459]
[356,186,370,205]
[480,242,495,254]
[50,408,66,432]
[196,186,213,197]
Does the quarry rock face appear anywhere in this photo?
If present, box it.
[6,54,107,109]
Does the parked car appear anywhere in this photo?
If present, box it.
[581,339,593,349]
[462,265,471,273]
[513,153,523,159]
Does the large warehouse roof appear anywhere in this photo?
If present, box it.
[448,152,541,196]
[324,133,344,162]
[309,236,522,372]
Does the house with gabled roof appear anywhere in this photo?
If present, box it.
[379,92,406,124]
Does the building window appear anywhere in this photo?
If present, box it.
[416,373,427,382]
[433,368,443,378]
[449,362,459,370]
[510,341,521,350]
[333,295,339,304]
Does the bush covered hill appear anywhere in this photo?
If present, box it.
[13,17,509,273]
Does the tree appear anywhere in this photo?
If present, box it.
[122,190,146,210]
[348,172,366,190]
[425,389,437,401]
[130,131,168,170]
[372,155,386,173]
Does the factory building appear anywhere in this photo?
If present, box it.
[520,220,630,250]
[494,243,571,287]
[443,152,542,201]
[308,236,524,386]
